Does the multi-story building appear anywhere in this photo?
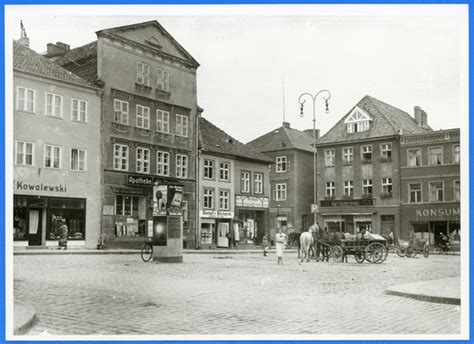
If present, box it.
[48,21,200,248]
[198,116,272,249]
[399,128,460,245]
[13,38,102,248]
[247,122,315,239]
[315,95,431,237]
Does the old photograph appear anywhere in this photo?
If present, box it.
[5,4,469,340]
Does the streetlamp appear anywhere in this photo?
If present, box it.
[298,89,331,225]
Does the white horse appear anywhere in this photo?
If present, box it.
[299,227,315,263]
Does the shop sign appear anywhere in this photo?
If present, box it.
[15,180,67,193]
[235,195,269,208]
[415,208,460,218]
[153,183,184,216]
[127,175,154,186]
[320,198,373,207]
[200,210,234,219]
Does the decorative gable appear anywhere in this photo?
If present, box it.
[344,106,372,133]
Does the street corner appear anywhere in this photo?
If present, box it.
[14,302,37,335]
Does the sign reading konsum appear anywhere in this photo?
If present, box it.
[415,207,460,217]
[235,195,269,208]
[127,175,154,186]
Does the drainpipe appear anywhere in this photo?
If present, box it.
[195,107,203,249]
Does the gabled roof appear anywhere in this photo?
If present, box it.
[199,116,273,164]
[246,123,314,153]
[51,41,98,84]
[317,95,432,145]
[13,41,94,88]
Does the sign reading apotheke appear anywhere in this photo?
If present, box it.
[127,175,154,186]
[235,195,269,208]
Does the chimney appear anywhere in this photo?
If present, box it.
[414,106,428,128]
[282,122,291,129]
[44,42,70,58]
[304,128,320,140]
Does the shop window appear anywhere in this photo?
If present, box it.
[201,223,214,245]
[276,156,289,172]
[115,195,139,216]
[454,180,460,201]
[219,161,230,181]
[325,149,335,167]
[17,86,35,113]
[343,180,353,197]
[241,171,251,193]
[428,147,443,165]
[274,183,287,201]
[380,143,392,160]
[219,189,230,210]
[342,147,353,164]
[453,145,460,164]
[362,179,373,196]
[113,144,129,171]
[411,222,429,241]
[326,181,335,197]
[13,198,28,240]
[429,182,444,202]
[44,144,61,169]
[407,148,421,167]
[136,147,150,174]
[136,105,150,129]
[203,188,215,209]
[176,154,188,178]
[156,151,170,176]
[71,98,87,122]
[16,141,34,166]
[157,68,170,91]
[114,99,129,124]
[361,145,372,163]
[45,93,62,118]
[136,61,151,86]
[204,159,215,179]
[156,110,169,133]
[70,148,86,171]
[176,114,189,137]
[276,215,287,229]
[409,183,422,203]
[47,198,86,241]
[254,172,263,194]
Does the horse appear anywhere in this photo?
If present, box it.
[300,228,315,263]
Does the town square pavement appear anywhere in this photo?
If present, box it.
[13,252,461,336]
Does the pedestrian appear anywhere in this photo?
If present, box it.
[275,228,287,265]
[58,219,68,250]
[262,234,270,256]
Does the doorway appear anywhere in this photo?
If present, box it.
[217,222,229,248]
[431,221,447,245]
[28,209,42,246]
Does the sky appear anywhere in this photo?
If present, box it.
[7,5,468,144]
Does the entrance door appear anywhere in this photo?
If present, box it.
[431,221,447,245]
[217,222,229,247]
[28,209,42,246]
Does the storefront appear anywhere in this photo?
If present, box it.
[199,210,233,249]
[235,195,269,245]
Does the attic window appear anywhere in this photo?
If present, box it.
[344,107,372,133]
[226,138,234,144]
[145,37,162,49]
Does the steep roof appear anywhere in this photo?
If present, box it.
[317,95,432,145]
[51,41,98,84]
[199,116,273,164]
[13,41,94,88]
[246,123,314,153]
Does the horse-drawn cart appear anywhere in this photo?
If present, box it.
[329,236,389,264]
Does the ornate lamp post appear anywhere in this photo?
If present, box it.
[298,89,331,225]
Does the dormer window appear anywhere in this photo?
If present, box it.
[345,107,372,133]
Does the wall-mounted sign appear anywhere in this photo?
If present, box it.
[415,208,460,218]
[320,198,373,207]
[199,210,234,219]
[127,175,154,186]
[15,180,68,193]
[235,195,269,208]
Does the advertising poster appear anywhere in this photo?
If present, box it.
[167,184,183,216]
[152,185,168,216]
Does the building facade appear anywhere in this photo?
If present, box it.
[13,40,102,248]
[198,116,271,249]
[247,122,314,240]
[316,95,431,238]
[399,129,460,245]
[50,21,200,248]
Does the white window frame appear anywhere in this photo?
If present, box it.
[203,188,215,209]
[156,151,170,176]
[70,148,87,171]
[343,180,353,197]
[241,171,251,193]
[115,195,140,216]
[203,159,215,179]
[342,147,353,164]
[15,140,34,166]
[454,180,460,201]
[274,183,287,201]
[361,145,373,161]
[114,99,129,125]
[45,93,63,118]
[344,107,372,133]
[219,189,230,210]
[453,144,460,164]
[407,148,422,167]
[428,146,443,166]
[156,110,170,133]
[136,147,150,174]
[276,156,289,172]
[16,86,35,113]
[157,68,170,91]
[409,183,422,203]
[429,181,444,202]
[44,144,62,169]
[325,149,335,167]
[136,61,151,86]
[176,154,188,179]
[136,105,150,129]
[254,172,264,194]
[71,98,87,122]
[219,161,230,181]
[326,181,335,197]
[113,144,129,171]
[176,114,189,137]
[380,143,392,159]
[362,179,373,195]
[382,177,392,194]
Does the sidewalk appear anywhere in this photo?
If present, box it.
[14,302,36,335]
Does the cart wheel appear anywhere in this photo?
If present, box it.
[365,242,386,263]
[380,245,389,262]
[355,250,365,263]
[141,242,153,262]
[331,245,344,263]
[423,244,430,258]
[396,247,406,257]
[406,246,417,258]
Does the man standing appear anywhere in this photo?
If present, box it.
[58,219,68,250]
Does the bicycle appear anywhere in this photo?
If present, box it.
[141,240,153,262]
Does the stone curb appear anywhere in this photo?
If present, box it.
[14,302,37,335]
[13,249,299,256]
[385,279,460,305]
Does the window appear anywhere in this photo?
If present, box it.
[16,87,35,112]
[203,188,215,209]
[326,182,335,197]
[70,149,86,171]
[274,183,287,201]
[361,145,372,162]
[71,99,87,122]
[276,156,289,172]
[44,144,61,168]
[343,180,354,197]
[382,178,392,194]
[219,190,230,210]
[156,151,170,176]
[325,149,335,167]
[429,182,444,202]
[241,171,250,193]
[407,148,422,167]
[342,147,353,164]
[428,147,443,165]
[45,93,62,117]
[454,145,460,164]
[254,173,264,194]
[454,180,460,201]
[157,68,170,91]
[219,162,230,181]
[136,61,151,86]
[362,179,373,196]
[176,154,188,178]
[176,114,189,137]
[136,105,150,129]
[380,143,392,159]
[16,141,34,166]
[115,195,139,216]
[182,200,188,223]
[114,99,129,124]
[156,110,170,133]
[113,144,129,171]
[203,159,215,179]
[409,183,422,203]
[136,147,150,174]
[345,108,372,133]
